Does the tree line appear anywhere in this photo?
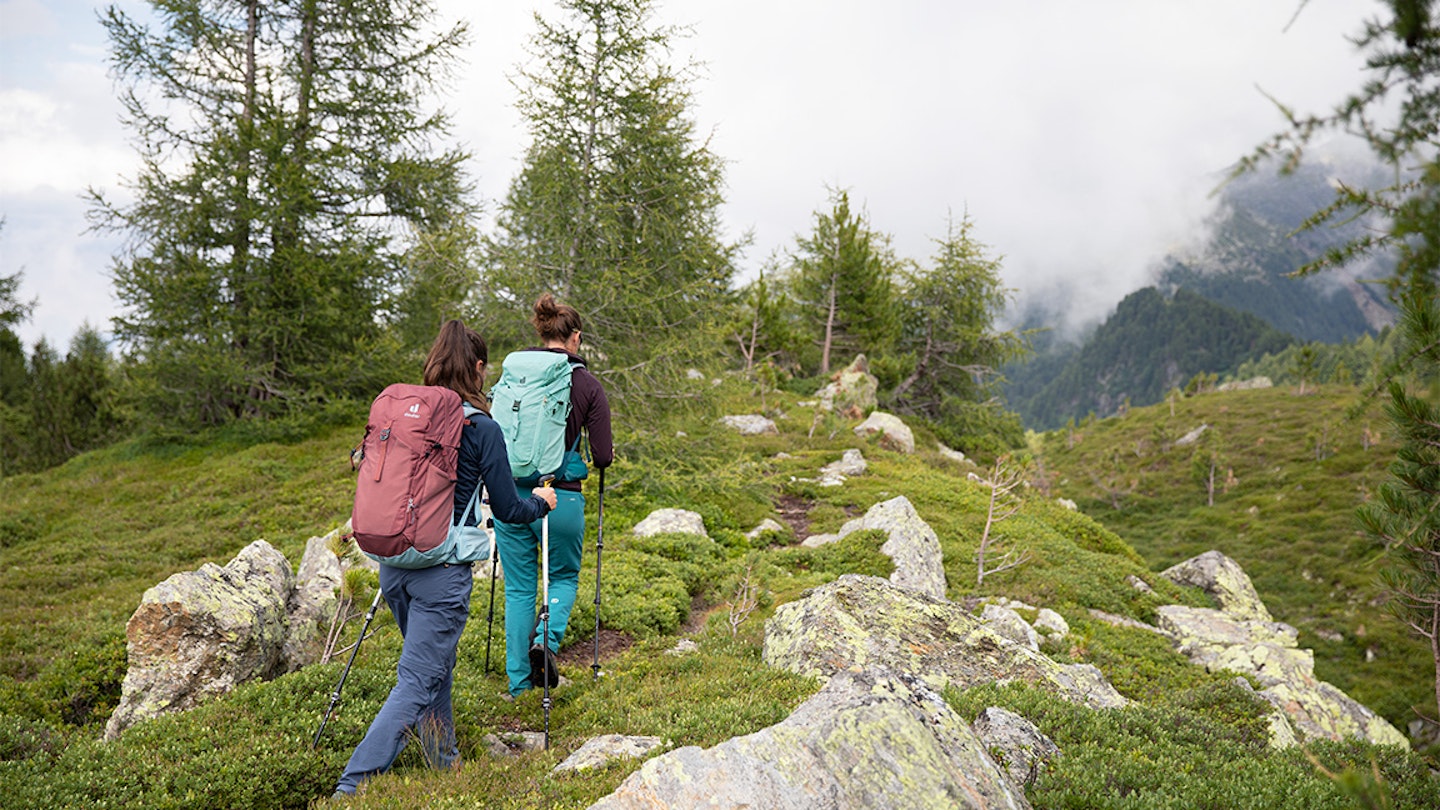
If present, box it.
[0,0,1025,476]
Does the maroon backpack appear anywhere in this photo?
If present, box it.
[350,384,466,565]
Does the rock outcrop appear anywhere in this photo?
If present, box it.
[589,668,1031,810]
[1160,549,1272,622]
[831,496,946,600]
[762,574,1128,711]
[107,540,298,740]
[1155,551,1408,748]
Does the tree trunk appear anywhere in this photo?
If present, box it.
[821,269,837,375]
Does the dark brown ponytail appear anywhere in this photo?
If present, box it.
[423,319,490,414]
[531,293,583,343]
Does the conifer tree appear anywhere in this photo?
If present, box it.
[889,213,1026,451]
[784,189,900,376]
[91,0,476,425]
[483,0,737,395]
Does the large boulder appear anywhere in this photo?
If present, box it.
[816,354,879,417]
[105,540,294,740]
[762,575,1128,711]
[588,668,1030,810]
[1159,550,1272,622]
[832,496,945,600]
[853,411,915,454]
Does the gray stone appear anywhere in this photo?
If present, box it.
[632,508,708,538]
[834,496,945,600]
[588,668,1030,810]
[105,540,293,740]
[853,411,915,454]
[282,533,343,672]
[719,414,779,436]
[818,449,867,486]
[1160,550,1273,622]
[556,734,666,774]
[1174,424,1210,447]
[1125,574,1154,595]
[971,706,1061,788]
[800,533,840,548]
[1034,608,1070,639]
[980,604,1040,651]
[666,639,699,657]
[745,518,790,541]
[763,575,1128,711]
[483,731,547,757]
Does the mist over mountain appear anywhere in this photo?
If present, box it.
[1002,151,1396,432]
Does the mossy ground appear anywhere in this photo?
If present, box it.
[0,378,1434,808]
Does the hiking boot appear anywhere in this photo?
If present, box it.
[529,644,559,688]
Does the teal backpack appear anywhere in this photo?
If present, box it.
[490,351,588,485]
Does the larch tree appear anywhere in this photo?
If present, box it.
[784,189,901,377]
[90,0,477,426]
[889,213,1027,453]
[482,0,738,396]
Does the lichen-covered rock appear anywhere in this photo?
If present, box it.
[1160,550,1272,622]
[816,354,880,417]
[632,508,707,538]
[718,414,779,435]
[282,533,344,672]
[555,734,666,774]
[818,448,867,486]
[588,668,1030,810]
[833,496,945,600]
[980,604,1040,651]
[105,540,293,740]
[971,706,1061,788]
[762,575,1128,711]
[853,411,915,454]
[1155,604,1408,748]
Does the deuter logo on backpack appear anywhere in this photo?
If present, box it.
[491,351,587,485]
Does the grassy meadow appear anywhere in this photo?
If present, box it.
[0,377,1435,808]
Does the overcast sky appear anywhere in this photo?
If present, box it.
[0,0,1377,351]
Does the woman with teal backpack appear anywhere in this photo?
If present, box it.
[493,294,613,697]
[333,321,556,798]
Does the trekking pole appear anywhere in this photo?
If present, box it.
[483,549,500,674]
[591,466,605,680]
[539,474,556,750]
[312,588,384,749]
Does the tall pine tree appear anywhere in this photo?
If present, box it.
[91,0,476,426]
[483,0,737,396]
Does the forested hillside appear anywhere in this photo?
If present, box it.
[1004,287,1294,430]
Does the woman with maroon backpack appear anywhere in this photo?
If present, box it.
[332,320,556,799]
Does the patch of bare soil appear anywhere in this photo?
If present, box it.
[776,493,813,538]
